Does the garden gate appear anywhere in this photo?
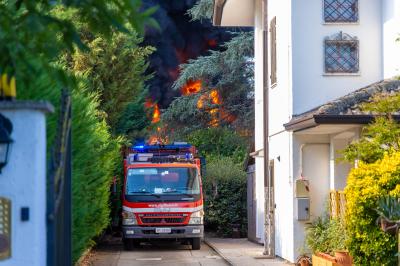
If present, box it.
[47,90,72,266]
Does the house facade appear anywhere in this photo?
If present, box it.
[214,0,400,262]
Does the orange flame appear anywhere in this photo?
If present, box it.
[180,81,236,127]
[208,39,217,47]
[197,94,207,109]
[145,99,160,124]
[152,104,160,123]
[182,80,202,95]
[210,90,221,105]
[209,108,219,127]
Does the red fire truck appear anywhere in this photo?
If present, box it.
[121,143,204,250]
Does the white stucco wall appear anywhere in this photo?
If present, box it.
[292,0,383,114]
[269,131,294,260]
[268,0,293,134]
[0,107,48,266]
[292,135,330,261]
[266,0,295,260]
[329,131,358,190]
[382,0,400,78]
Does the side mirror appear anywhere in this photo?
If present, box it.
[200,157,206,177]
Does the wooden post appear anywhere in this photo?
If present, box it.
[398,227,399,266]
[335,191,340,218]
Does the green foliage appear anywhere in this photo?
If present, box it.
[71,84,123,263]
[187,0,214,21]
[375,195,400,223]
[345,152,400,265]
[203,157,247,236]
[306,217,346,256]
[116,93,151,140]
[186,127,248,164]
[342,93,400,163]
[0,0,157,88]
[17,64,123,263]
[68,31,154,130]
[161,95,211,135]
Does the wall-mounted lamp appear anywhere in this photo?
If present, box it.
[0,113,13,173]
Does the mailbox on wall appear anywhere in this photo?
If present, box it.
[0,197,11,261]
[295,197,310,221]
[295,179,310,221]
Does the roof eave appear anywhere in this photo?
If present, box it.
[284,114,379,132]
[212,0,226,26]
[212,0,255,27]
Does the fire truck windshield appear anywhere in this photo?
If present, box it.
[125,167,200,199]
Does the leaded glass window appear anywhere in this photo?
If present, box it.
[324,0,358,23]
[324,32,359,73]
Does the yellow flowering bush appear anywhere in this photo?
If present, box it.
[345,152,400,265]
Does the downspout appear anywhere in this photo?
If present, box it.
[262,0,274,257]
[299,144,306,178]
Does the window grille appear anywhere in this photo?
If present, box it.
[324,32,359,73]
[270,17,277,85]
[324,0,358,23]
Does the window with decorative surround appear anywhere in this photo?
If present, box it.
[324,32,359,73]
[324,0,358,23]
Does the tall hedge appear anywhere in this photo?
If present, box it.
[345,152,400,265]
[71,83,122,262]
[18,73,122,263]
[203,156,247,236]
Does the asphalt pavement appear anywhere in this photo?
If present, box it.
[86,238,228,266]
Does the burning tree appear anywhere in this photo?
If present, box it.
[161,31,254,137]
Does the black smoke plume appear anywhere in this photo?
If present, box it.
[142,0,231,107]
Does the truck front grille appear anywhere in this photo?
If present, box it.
[138,213,187,225]
[141,217,185,224]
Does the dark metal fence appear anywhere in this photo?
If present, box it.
[47,89,72,266]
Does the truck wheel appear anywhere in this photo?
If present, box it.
[123,238,134,251]
[191,238,201,250]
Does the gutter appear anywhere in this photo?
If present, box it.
[203,238,233,266]
[283,114,399,132]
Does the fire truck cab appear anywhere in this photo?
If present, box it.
[121,143,204,250]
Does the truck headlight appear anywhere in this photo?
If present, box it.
[122,211,138,225]
[189,210,204,225]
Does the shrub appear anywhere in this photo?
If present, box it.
[18,73,122,263]
[306,217,346,256]
[345,152,400,265]
[186,127,248,164]
[203,156,247,236]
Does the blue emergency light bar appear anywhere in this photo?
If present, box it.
[128,142,197,164]
[131,143,195,154]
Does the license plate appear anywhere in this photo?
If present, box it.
[155,228,171,234]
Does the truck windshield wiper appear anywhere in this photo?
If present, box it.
[162,191,194,198]
[129,191,160,198]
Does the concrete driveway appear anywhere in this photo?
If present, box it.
[87,239,228,266]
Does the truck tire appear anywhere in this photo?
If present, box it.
[123,238,134,251]
[191,238,201,250]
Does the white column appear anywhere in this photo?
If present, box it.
[0,101,53,266]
